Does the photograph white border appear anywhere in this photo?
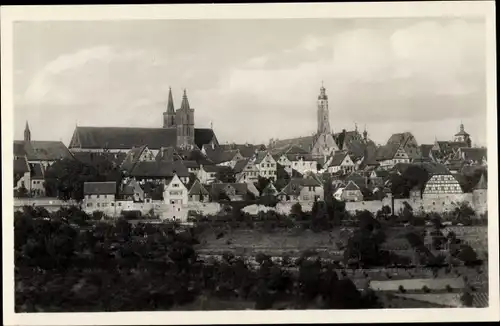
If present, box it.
[2,1,498,325]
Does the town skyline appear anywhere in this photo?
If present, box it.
[14,17,487,146]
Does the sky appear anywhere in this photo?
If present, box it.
[13,17,487,147]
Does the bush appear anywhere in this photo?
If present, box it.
[422,285,431,293]
[398,285,406,293]
[445,285,453,293]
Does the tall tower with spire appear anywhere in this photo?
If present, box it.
[453,121,471,147]
[175,89,195,148]
[163,87,176,128]
[24,121,31,142]
[317,82,331,135]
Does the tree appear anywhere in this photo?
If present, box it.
[290,202,304,220]
[457,245,479,266]
[460,290,474,307]
[255,177,271,195]
[390,165,429,198]
[44,158,100,201]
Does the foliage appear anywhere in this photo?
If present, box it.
[44,158,121,201]
[255,177,272,195]
[14,206,381,312]
[215,169,236,183]
[390,165,429,199]
[14,186,29,198]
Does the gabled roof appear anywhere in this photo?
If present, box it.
[285,145,310,155]
[121,145,148,171]
[211,182,248,196]
[329,152,348,167]
[279,177,322,196]
[344,180,360,191]
[201,164,223,173]
[14,140,73,161]
[128,160,190,178]
[83,181,117,195]
[69,126,217,150]
[474,173,487,190]
[387,132,414,146]
[253,151,272,164]
[155,146,176,162]
[375,142,401,161]
[219,143,265,158]
[14,156,30,174]
[181,160,200,169]
[268,135,316,154]
[188,179,210,196]
[29,163,45,180]
[233,159,251,174]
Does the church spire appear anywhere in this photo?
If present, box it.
[460,121,465,132]
[167,87,175,114]
[163,87,176,128]
[180,89,191,111]
[363,124,368,141]
[24,120,31,142]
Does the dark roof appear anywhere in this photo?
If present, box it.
[201,164,222,173]
[375,142,401,161]
[269,135,316,154]
[458,148,487,162]
[128,160,190,178]
[83,181,117,195]
[182,160,200,169]
[69,126,217,150]
[286,153,315,162]
[155,147,176,162]
[387,132,414,145]
[211,182,248,196]
[344,180,360,191]
[29,163,45,180]
[386,132,420,159]
[280,177,322,196]
[474,173,487,190]
[329,152,348,167]
[419,144,434,159]
[219,143,264,158]
[233,159,250,173]
[188,180,210,196]
[121,145,148,171]
[14,140,73,161]
[73,151,127,167]
[371,170,389,178]
[14,157,30,174]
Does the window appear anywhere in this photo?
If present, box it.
[86,203,92,207]
[104,195,107,199]
[97,203,100,207]
[178,208,181,212]
[171,200,175,204]
[118,203,122,206]
[102,203,108,207]
[173,183,179,187]
[111,203,114,206]
[96,195,100,199]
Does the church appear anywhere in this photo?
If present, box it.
[68,88,219,156]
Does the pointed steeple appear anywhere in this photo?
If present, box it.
[24,120,31,142]
[474,172,487,190]
[180,89,191,111]
[363,125,368,141]
[167,87,175,114]
[460,121,464,132]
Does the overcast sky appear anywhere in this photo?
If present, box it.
[13,17,487,146]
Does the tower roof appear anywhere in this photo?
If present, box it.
[318,82,328,100]
[455,122,469,136]
[180,89,191,110]
[474,172,487,190]
[166,87,175,113]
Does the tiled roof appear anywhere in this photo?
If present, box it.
[73,151,127,167]
[459,147,487,162]
[182,160,200,169]
[253,151,271,164]
[155,147,176,162]
[128,160,190,178]
[211,182,248,196]
[286,153,315,162]
[370,278,465,292]
[233,159,250,174]
[387,132,414,145]
[69,126,217,150]
[268,135,316,154]
[188,180,210,196]
[387,132,420,159]
[372,170,389,178]
[329,152,348,167]
[15,140,73,161]
[219,143,265,158]
[201,164,223,173]
[121,145,148,171]
[375,142,401,161]
[14,157,30,174]
[29,163,45,180]
[344,180,360,191]
[279,177,322,196]
[83,181,117,195]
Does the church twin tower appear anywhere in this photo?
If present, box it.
[163,88,195,149]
